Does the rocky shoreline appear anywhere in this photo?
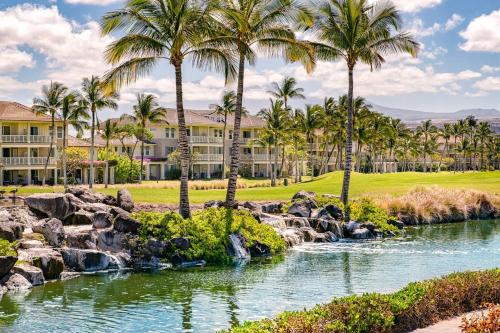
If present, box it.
[0,188,497,296]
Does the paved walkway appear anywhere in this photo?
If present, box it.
[411,310,486,333]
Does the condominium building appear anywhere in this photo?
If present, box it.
[0,101,63,185]
[98,108,276,180]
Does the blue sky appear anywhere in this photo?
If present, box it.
[1,0,500,118]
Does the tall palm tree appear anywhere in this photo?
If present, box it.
[60,93,90,189]
[81,76,118,189]
[33,82,68,186]
[416,120,437,172]
[101,0,235,218]
[291,108,305,182]
[441,123,454,158]
[310,0,419,213]
[215,0,315,207]
[122,93,166,183]
[476,122,492,170]
[209,91,242,179]
[258,99,289,186]
[101,119,119,188]
[300,104,324,177]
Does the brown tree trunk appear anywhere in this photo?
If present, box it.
[174,61,191,218]
[63,122,67,189]
[104,140,109,188]
[43,115,56,186]
[221,112,227,179]
[225,52,245,207]
[341,67,354,219]
[140,139,144,183]
[89,106,95,188]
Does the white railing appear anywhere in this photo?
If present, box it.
[2,135,28,143]
[195,154,223,162]
[189,136,223,144]
[0,157,56,165]
[253,154,270,161]
[30,135,51,143]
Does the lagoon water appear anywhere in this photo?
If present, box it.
[1,220,499,333]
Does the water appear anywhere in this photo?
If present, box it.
[1,220,499,333]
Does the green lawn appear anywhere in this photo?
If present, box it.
[7,171,499,204]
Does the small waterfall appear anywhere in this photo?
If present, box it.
[228,233,251,259]
[107,253,126,270]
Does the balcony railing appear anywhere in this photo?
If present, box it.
[253,154,270,161]
[1,135,52,143]
[0,157,56,166]
[195,154,223,162]
[189,136,223,144]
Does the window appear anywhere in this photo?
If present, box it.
[165,128,176,138]
[186,129,191,137]
[57,126,63,139]
[144,146,151,156]
[114,147,118,152]
[165,146,175,155]
[243,130,251,139]
[228,130,233,140]
[214,129,223,137]
[243,148,251,155]
[2,126,10,135]
[215,147,223,154]
[30,127,38,136]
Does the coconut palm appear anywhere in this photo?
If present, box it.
[215,0,315,207]
[258,99,289,186]
[476,122,492,170]
[101,119,120,188]
[101,0,235,218]
[441,123,454,158]
[300,104,324,177]
[291,108,306,182]
[310,0,419,212]
[122,93,166,183]
[60,93,90,189]
[80,76,118,189]
[416,120,437,172]
[33,82,68,186]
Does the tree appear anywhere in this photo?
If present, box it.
[476,122,492,170]
[258,99,289,186]
[122,93,166,183]
[33,82,68,186]
[101,119,119,188]
[65,147,89,182]
[310,0,419,215]
[60,93,90,189]
[416,120,437,172]
[441,123,454,158]
[299,104,324,177]
[80,76,118,189]
[101,0,235,218]
[209,91,242,179]
[216,0,314,207]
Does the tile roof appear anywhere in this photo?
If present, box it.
[0,101,62,122]
[67,135,103,148]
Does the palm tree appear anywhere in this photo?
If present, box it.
[258,99,289,186]
[300,104,324,177]
[80,76,118,189]
[101,119,119,188]
[291,108,305,182]
[60,93,90,189]
[416,120,437,172]
[310,0,419,213]
[441,123,454,158]
[33,82,68,186]
[122,93,166,183]
[215,0,314,207]
[476,122,492,170]
[209,91,240,179]
[101,0,235,218]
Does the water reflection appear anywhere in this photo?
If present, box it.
[1,220,499,333]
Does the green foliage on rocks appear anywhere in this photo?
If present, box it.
[0,240,17,256]
[349,198,400,235]
[133,208,286,264]
[222,269,500,333]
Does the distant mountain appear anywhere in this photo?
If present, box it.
[370,103,500,122]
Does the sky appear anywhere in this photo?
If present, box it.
[1,0,500,119]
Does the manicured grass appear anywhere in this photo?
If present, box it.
[5,171,499,204]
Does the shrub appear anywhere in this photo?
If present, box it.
[222,269,500,333]
[460,303,499,333]
[133,208,286,264]
[0,240,17,256]
[349,198,399,235]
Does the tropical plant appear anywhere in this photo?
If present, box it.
[416,120,438,172]
[476,122,492,170]
[80,76,118,189]
[299,104,324,177]
[310,0,419,216]
[101,0,235,218]
[32,81,68,186]
[101,119,119,188]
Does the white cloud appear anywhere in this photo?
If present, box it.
[0,76,40,96]
[445,14,464,31]
[0,4,113,90]
[64,0,122,5]
[0,47,35,72]
[421,46,447,60]
[473,76,500,92]
[481,65,500,73]
[460,9,500,52]
[369,0,442,13]
[408,18,441,37]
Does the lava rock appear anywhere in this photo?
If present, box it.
[243,201,261,212]
[12,264,44,286]
[64,210,94,226]
[388,219,405,229]
[19,240,44,249]
[288,200,316,218]
[25,193,78,220]
[284,216,310,228]
[145,238,171,257]
[318,204,344,220]
[93,211,113,229]
[249,241,271,257]
[61,248,117,272]
[350,228,374,240]
[96,230,130,253]
[203,200,225,209]
[0,273,32,291]
[360,222,377,232]
[113,212,141,234]
[0,256,17,280]
[65,231,97,249]
[170,237,191,251]
[0,225,16,242]
[343,221,360,235]
[18,248,64,280]
[292,190,317,201]
[260,202,283,214]
[32,218,65,247]
[117,189,134,212]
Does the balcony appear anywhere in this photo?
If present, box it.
[1,135,52,144]
[0,157,57,166]
[253,154,270,161]
[189,136,223,144]
[195,154,223,162]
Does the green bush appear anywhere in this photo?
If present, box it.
[222,269,500,333]
[349,198,399,235]
[315,195,344,209]
[133,208,286,264]
[0,240,17,256]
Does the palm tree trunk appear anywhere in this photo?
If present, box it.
[104,141,109,189]
[174,62,191,218]
[43,115,56,186]
[308,138,314,178]
[140,140,144,183]
[294,137,299,183]
[89,107,95,188]
[226,52,245,207]
[341,67,354,218]
[272,143,278,187]
[279,143,285,178]
[63,123,67,189]
[222,112,227,179]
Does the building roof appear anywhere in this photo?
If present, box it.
[0,101,62,123]
[193,109,266,128]
[67,135,104,148]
